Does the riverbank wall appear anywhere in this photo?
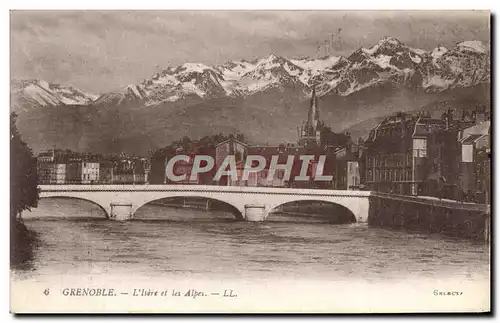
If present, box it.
[368,192,490,242]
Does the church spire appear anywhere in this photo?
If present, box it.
[297,85,323,146]
[307,86,320,132]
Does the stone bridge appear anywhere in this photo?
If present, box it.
[39,185,371,222]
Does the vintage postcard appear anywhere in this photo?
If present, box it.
[10,10,491,313]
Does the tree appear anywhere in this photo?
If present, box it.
[10,112,39,221]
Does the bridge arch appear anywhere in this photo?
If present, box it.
[268,199,357,224]
[132,196,245,220]
[264,194,369,223]
[38,195,110,219]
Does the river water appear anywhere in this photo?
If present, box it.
[12,198,490,284]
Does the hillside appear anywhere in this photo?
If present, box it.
[342,84,490,140]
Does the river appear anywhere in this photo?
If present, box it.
[12,198,490,284]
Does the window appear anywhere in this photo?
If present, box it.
[413,138,427,158]
[462,144,473,163]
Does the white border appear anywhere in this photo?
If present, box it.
[2,1,496,10]
[2,1,496,321]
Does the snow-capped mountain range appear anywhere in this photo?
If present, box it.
[11,79,98,107]
[12,37,490,109]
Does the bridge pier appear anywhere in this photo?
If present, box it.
[110,203,133,221]
[244,204,268,222]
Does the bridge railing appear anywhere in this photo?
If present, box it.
[38,184,372,197]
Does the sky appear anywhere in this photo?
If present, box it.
[10,10,490,94]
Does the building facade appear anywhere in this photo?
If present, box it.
[113,157,148,184]
[37,163,67,184]
[99,161,115,184]
[214,138,249,186]
[66,160,100,184]
[329,145,361,190]
[457,121,490,203]
[364,112,446,195]
[364,108,491,202]
[36,149,67,184]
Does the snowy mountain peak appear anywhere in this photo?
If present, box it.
[291,56,342,72]
[360,36,405,56]
[254,53,289,68]
[12,79,98,107]
[178,62,213,73]
[456,40,488,54]
[126,84,146,99]
[379,36,403,46]
[431,45,449,60]
[267,53,279,60]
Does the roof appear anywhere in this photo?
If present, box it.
[214,138,249,148]
[38,152,54,157]
[367,123,382,141]
[333,147,358,161]
[99,160,115,168]
[247,145,307,156]
[366,112,415,142]
[460,134,483,144]
[461,120,490,139]
[412,117,446,137]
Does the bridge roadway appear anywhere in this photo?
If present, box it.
[39,184,371,222]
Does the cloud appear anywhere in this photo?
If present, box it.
[10,10,490,93]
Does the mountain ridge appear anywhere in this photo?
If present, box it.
[11,36,490,155]
[13,37,490,107]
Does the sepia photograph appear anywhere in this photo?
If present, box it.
[9,9,491,313]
